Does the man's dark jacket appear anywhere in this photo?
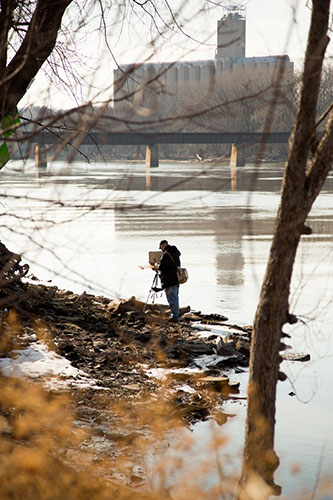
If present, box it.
[159,244,181,289]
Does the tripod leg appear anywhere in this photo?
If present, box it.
[144,273,159,311]
[144,290,152,311]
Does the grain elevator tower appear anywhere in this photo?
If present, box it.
[216,5,246,61]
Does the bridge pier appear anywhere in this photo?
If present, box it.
[230,143,245,167]
[145,144,159,168]
[35,144,47,175]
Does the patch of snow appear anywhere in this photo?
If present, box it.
[192,353,231,370]
[144,352,232,380]
[191,323,243,337]
[177,384,196,394]
[0,341,103,391]
[144,366,202,380]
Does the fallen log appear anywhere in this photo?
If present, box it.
[108,296,190,317]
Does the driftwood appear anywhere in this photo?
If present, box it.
[108,296,190,317]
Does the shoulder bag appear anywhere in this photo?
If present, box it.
[166,251,189,284]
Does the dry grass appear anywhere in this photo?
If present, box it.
[0,311,239,500]
[0,311,331,500]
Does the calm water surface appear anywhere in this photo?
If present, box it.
[1,159,333,497]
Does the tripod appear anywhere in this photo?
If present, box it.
[144,272,162,311]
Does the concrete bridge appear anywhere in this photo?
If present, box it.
[31,130,291,168]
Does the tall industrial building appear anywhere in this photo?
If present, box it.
[113,7,293,108]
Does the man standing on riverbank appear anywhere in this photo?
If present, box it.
[158,240,181,322]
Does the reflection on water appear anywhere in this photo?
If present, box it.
[1,159,333,496]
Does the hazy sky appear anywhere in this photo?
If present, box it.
[23,0,331,109]
[245,0,311,59]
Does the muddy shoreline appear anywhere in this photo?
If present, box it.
[8,281,251,423]
[1,277,311,492]
[8,280,252,489]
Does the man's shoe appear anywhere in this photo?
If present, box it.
[169,318,179,323]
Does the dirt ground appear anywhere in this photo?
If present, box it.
[3,279,251,421]
[0,271,253,491]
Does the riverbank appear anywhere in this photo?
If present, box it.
[0,276,317,496]
[8,281,251,418]
[0,278,254,493]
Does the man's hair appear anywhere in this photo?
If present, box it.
[159,240,168,246]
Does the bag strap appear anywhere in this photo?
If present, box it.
[165,251,178,268]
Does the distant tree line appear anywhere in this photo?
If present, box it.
[17,64,333,164]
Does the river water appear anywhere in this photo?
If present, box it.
[1,159,333,498]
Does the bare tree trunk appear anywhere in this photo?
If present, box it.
[0,0,73,300]
[238,1,333,497]
[0,0,73,121]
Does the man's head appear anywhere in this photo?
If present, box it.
[159,240,168,251]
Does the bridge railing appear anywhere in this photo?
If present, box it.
[25,130,291,146]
